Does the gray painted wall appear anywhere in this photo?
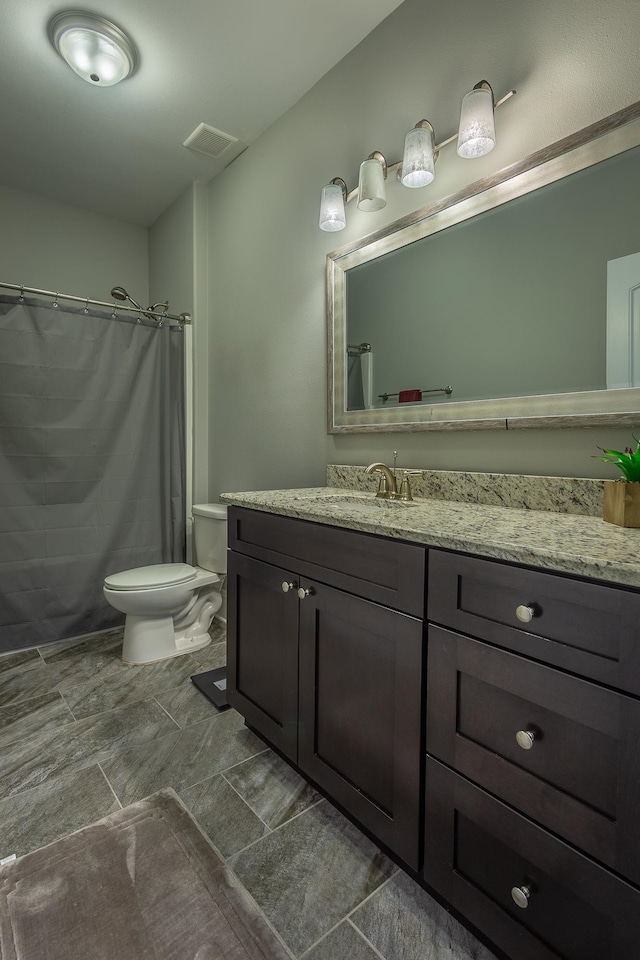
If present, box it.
[205,0,640,495]
[0,182,148,303]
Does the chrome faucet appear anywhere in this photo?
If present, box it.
[365,461,399,499]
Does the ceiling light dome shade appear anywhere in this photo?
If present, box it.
[48,11,138,86]
[401,121,436,188]
[457,81,496,158]
[357,154,387,212]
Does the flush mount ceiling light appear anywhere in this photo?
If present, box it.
[318,80,515,232]
[48,10,138,86]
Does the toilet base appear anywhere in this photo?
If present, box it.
[121,614,211,665]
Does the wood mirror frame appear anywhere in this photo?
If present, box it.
[327,100,640,434]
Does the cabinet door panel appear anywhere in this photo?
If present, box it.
[424,758,640,960]
[227,552,299,761]
[428,549,640,694]
[298,582,424,869]
[426,626,640,880]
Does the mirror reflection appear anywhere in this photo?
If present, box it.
[347,146,640,410]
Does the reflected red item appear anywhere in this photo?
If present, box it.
[398,389,422,403]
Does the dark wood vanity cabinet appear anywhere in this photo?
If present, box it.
[226,506,426,869]
[226,508,640,960]
[425,549,640,960]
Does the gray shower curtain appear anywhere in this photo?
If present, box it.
[0,295,185,653]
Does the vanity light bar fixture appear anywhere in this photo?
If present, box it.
[318,81,515,232]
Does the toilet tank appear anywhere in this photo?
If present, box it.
[192,503,228,573]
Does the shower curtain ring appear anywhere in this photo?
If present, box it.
[19,285,24,302]
[111,302,117,319]
[52,292,59,309]
[84,298,89,314]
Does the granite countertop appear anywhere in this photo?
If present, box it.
[219,486,640,588]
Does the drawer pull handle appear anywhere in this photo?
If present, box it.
[281,581,295,593]
[516,729,536,750]
[516,604,536,623]
[297,587,313,600]
[511,884,532,909]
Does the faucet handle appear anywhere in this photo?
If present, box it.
[398,470,422,501]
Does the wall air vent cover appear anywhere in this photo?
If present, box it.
[183,123,238,159]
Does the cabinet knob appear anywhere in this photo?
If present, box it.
[510,884,532,909]
[281,581,295,593]
[515,604,536,623]
[297,587,313,600]
[516,729,536,750]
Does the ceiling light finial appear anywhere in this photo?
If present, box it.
[48,11,138,87]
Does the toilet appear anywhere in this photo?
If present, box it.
[103,503,227,665]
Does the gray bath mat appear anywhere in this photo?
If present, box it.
[0,790,293,960]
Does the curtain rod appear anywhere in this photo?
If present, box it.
[0,281,192,325]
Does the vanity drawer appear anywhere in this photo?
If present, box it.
[228,506,426,616]
[428,548,640,693]
[426,625,640,883]
[424,758,640,960]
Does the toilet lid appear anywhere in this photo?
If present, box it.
[104,563,197,591]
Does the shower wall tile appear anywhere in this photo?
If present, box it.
[351,870,498,960]
[223,750,322,829]
[229,799,396,955]
[0,765,120,861]
[179,774,269,858]
[0,697,178,799]
[100,709,266,807]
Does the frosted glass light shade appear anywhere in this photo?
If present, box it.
[401,123,435,188]
[357,158,386,212]
[48,12,138,86]
[319,183,346,232]
[457,85,496,158]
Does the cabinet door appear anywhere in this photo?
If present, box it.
[298,581,424,869]
[227,551,299,761]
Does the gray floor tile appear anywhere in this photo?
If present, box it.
[229,799,395,956]
[179,773,269,858]
[57,650,208,719]
[351,870,498,960]
[0,691,74,750]
[224,750,322,829]
[303,921,383,960]
[0,647,42,676]
[208,619,226,644]
[190,639,227,671]
[0,660,58,707]
[38,627,124,662]
[0,698,179,798]
[100,708,266,806]
[155,677,224,728]
[0,765,120,860]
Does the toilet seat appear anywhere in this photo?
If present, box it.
[104,563,197,592]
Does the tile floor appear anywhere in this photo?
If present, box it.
[0,623,498,960]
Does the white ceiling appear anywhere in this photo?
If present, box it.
[0,0,405,226]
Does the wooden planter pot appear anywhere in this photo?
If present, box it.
[603,480,640,527]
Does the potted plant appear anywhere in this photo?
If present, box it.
[595,436,640,527]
